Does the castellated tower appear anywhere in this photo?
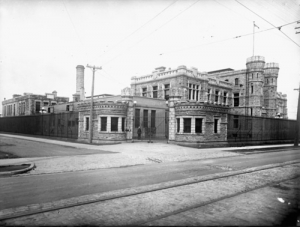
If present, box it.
[246,56,265,116]
[263,62,279,118]
[73,65,85,102]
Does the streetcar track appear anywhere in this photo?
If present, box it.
[0,160,299,222]
[136,175,300,226]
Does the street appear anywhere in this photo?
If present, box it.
[0,134,299,225]
[1,149,300,210]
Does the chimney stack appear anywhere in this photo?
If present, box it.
[76,65,85,100]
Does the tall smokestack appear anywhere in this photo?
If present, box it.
[76,65,85,100]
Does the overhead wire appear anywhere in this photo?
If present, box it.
[102,0,200,67]
[213,0,253,23]
[98,0,178,60]
[159,20,299,55]
[62,0,90,62]
[235,0,300,48]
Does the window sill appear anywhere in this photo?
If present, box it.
[176,133,204,135]
[98,131,126,133]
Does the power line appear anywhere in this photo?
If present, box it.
[98,0,178,60]
[235,0,300,48]
[101,69,128,86]
[213,0,253,23]
[102,0,200,66]
[62,0,90,61]
[160,20,299,55]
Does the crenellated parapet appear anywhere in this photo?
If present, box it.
[130,65,209,85]
[264,62,279,77]
[246,56,265,72]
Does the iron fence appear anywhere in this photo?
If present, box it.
[227,114,296,142]
[0,112,79,139]
[133,114,169,141]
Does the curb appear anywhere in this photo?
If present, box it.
[0,160,300,221]
[0,163,35,176]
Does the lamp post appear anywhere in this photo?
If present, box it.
[294,83,300,147]
[39,107,46,135]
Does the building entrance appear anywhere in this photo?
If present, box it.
[133,110,169,141]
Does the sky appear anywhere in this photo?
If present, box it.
[0,0,300,119]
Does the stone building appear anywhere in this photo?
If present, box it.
[2,91,69,117]
[1,56,291,146]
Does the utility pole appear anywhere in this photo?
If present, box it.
[294,23,300,146]
[86,64,102,144]
[294,83,300,147]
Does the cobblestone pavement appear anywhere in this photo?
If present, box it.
[0,134,253,175]
[1,163,299,226]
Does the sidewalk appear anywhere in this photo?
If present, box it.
[0,133,296,176]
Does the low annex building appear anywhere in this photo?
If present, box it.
[2,91,69,117]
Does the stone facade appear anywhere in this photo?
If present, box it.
[208,56,287,118]
[128,55,288,144]
[77,99,130,143]
[2,91,69,117]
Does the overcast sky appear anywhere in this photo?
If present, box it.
[0,0,299,119]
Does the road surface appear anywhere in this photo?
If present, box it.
[1,148,300,210]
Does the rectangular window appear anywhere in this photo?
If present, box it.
[233,115,239,128]
[193,90,196,100]
[183,118,191,133]
[164,84,170,100]
[151,110,156,128]
[251,85,254,94]
[66,105,70,111]
[111,117,118,132]
[135,109,140,128]
[234,93,239,107]
[23,102,25,115]
[223,92,227,104]
[215,90,219,102]
[153,86,158,98]
[85,117,89,131]
[142,88,147,97]
[122,117,125,132]
[177,118,180,133]
[214,119,219,133]
[143,109,148,128]
[235,78,239,85]
[207,89,211,101]
[195,118,203,133]
[101,117,107,131]
[36,101,41,113]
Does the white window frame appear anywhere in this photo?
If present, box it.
[98,115,126,133]
[176,116,206,134]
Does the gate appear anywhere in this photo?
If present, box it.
[133,110,169,141]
